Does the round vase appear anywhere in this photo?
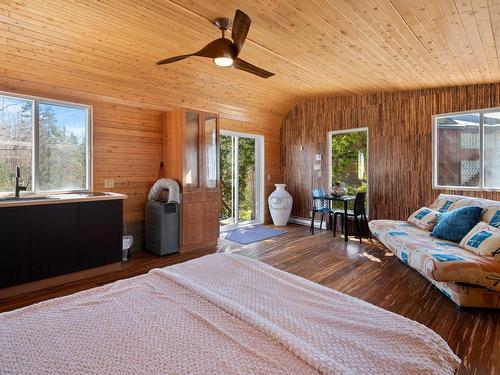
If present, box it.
[330,182,347,198]
[268,184,293,226]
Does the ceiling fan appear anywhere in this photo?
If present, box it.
[156,9,274,78]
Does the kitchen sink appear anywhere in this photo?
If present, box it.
[0,196,53,202]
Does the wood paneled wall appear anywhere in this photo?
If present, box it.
[220,118,281,223]
[92,103,162,250]
[281,83,500,221]
[0,79,281,248]
[0,81,163,250]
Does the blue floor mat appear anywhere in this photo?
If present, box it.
[225,225,287,244]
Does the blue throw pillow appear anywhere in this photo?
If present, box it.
[431,206,483,242]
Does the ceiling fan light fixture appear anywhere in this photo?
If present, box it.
[157,10,274,78]
[213,57,233,67]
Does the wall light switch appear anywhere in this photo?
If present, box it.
[104,179,114,188]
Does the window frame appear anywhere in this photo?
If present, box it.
[0,91,93,195]
[327,127,369,214]
[432,107,500,192]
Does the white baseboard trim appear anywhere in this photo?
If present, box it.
[288,216,327,230]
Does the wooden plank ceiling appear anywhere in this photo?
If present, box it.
[1,0,500,125]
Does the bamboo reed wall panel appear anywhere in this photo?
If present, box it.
[0,81,163,250]
[3,1,500,128]
[281,83,500,221]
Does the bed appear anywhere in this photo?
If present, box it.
[0,253,460,374]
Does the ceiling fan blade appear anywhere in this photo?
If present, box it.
[195,38,233,58]
[231,9,251,56]
[156,54,194,65]
[231,58,274,78]
[157,38,231,65]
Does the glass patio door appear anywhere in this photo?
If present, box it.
[220,131,263,229]
[327,128,369,212]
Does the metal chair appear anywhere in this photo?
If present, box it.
[333,192,367,242]
[310,187,333,235]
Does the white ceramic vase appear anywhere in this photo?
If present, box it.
[268,184,293,226]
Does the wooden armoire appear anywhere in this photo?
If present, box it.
[162,108,220,251]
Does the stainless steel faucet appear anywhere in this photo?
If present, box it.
[15,165,29,198]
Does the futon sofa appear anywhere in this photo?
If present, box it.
[369,194,500,308]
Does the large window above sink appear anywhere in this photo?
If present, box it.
[0,92,92,193]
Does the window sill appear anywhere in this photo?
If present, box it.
[433,185,500,192]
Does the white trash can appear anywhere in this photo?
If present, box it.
[122,235,134,261]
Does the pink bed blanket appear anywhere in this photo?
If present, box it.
[0,254,460,374]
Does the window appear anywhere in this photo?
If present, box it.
[433,109,500,190]
[0,92,91,194]
[0,95,33,192]
[327,128,368,208]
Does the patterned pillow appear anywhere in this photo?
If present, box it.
[430,198,456,213]
[431,206,483,242]
[482,207,500,228]
[429,194,493,212]
[408,207,440,231]
[449,198,484,211]
[459,222,500,256]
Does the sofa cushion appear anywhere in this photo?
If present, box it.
[408,207,440,231]
[460,222,500,256]
[482,207,500,228]
[431,206,483,242]
[430,194,499,213]
[430,196,458,213]
[449,198,484,211]
[369,219,500,293]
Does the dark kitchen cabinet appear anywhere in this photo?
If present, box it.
[0,199,123,288]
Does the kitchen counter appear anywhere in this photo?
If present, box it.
[0,192,127,208]
[0,194,124,288]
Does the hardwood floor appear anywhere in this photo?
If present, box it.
[0,224,498,374]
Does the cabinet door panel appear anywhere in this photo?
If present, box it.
[181,200,220,246]
[184,111,200,190]
[79,200,122,268]
[204,113,219,190]
[0,203,80,288]
[0,207,25,287]
[24,204,79,280]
